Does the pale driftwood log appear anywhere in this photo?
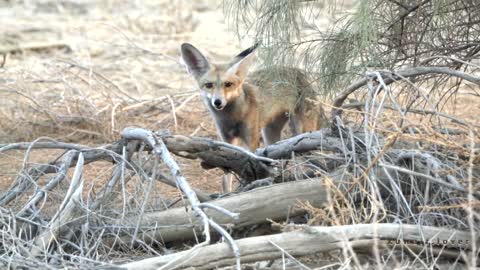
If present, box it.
[107,176,333,244]
[117,223,475,270]
[105,160,470,245]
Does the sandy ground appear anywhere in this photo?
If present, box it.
[0,0,248,206]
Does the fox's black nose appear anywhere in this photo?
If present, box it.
[213,99,222,107]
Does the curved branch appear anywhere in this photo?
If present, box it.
[331,66,480,122]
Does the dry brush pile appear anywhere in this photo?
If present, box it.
[1,68,479,269]
[0,0,480,269]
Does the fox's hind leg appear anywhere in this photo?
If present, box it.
[262,114,288,145]
[303,99,328,131]
[289,113,302,135]
[291,98,327,133]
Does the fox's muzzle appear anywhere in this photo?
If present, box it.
[211,97,226,110]
[210,90,227,110]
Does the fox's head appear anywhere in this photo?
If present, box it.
[181,43,257,111]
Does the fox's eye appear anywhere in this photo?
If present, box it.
[204,82,214,89]
[224,81,233,88]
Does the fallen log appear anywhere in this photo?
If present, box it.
[106,176,337,244]
[116,223,475,270]
[161,134,275,180]
[106,156,472,246]
[0,133,278,183]
[0,128,352,185]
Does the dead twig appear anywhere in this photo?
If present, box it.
[121,127,242,269]
[17,150,78,217]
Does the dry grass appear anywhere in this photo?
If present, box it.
[0,1,479,269]
[0,0,248,197]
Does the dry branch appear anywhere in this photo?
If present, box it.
[131,158,213,202]
[331,66,480,122]
[0,133,277,182]
[31,153,85,257]
[255,128,339,159]
[0,129,346,185]
[18,150,78,216]
[0,142,123,207]
[120,127,242,268]
[117,223,475,270]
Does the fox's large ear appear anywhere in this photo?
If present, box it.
[227,47,257,79]
[181,43,210,78]
[230,43,259,66]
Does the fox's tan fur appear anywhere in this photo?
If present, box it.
[181,43,327,151]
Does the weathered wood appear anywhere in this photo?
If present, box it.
[107,156,473,247]
[0,129,348,184]
[0,133,277,182]
[162,134,275,180]
[108,176,334,244]
[255,128,340,159]
[116,223,475,270]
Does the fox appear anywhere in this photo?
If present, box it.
[180,43,327,151]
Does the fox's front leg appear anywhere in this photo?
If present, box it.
[244,120,261,151]
[222,137,243,193]
[247,130,261,151]
[222,133,259,192]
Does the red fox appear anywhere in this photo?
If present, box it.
[180,43,327,151]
